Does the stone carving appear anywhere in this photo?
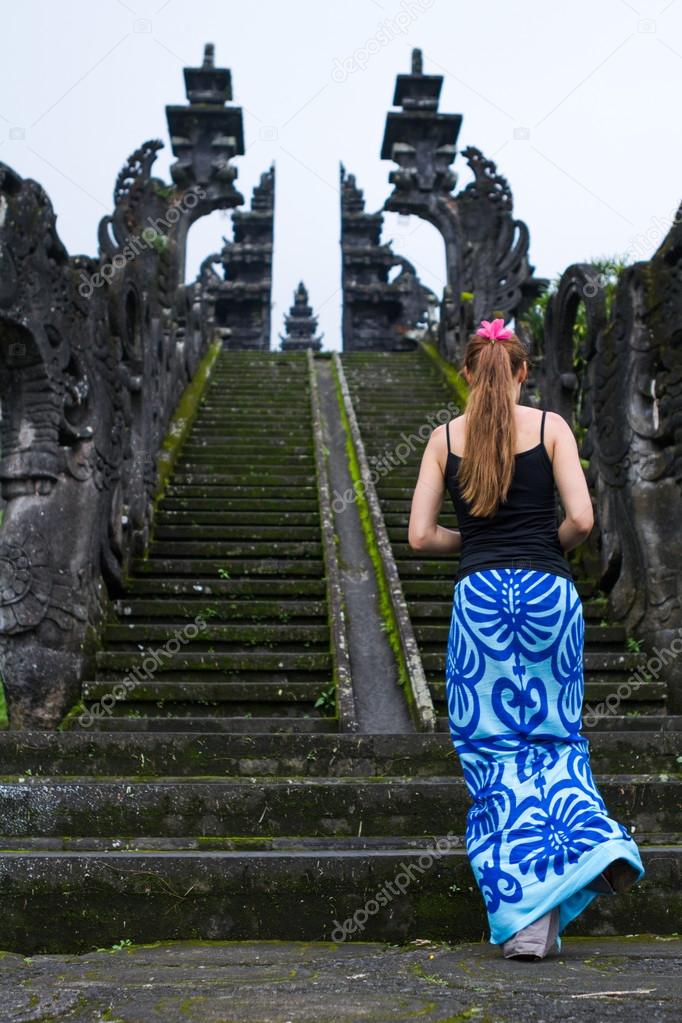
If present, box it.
[198,165,274,349]
[0,43,246,727]
[380,48,546,362]
[536,244,682,712]
[340,164,436,351]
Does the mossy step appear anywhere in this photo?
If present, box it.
[172,464,315,476]
[123,578,326,596]
[82,680,327,705]
[164,485,318,499]
[187,416,311,427]
[94,669,332,687]
[168,473,317,487]
[391,546,458,562]
[95,650,333,671]
[72,715,339,734]
[153,525,321,541]
[159,497,319,512]
[174,453,315,466]
[191,411,310,422]
[6,728,682,778]
[148,540,323,558]
[192,405,308,413]
[181,438,313,451]
[85,702,326,721]
[2,775,678,838]
[103,622,329,643]
[188,426,310,437]
[131,558,326,577]
[113,599,327,620]
[155,511,320,526]
[392,560,462,577]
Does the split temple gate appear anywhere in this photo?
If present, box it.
[0,44,680,953]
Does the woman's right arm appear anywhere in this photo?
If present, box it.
[547,412,594,553]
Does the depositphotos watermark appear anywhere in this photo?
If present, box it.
[78,185,206,298]
[78,612,208,727]
[333,401,460,514]
[331,0,435,82]
[331,831,462,941]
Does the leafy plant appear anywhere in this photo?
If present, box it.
[314,683,336,715]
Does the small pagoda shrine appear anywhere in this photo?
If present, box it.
[279,282,324,351]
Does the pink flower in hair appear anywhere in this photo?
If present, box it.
[475,318,514,343]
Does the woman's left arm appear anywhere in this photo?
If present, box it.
[408,425,462,554]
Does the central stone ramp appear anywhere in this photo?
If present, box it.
[66,351,342,734]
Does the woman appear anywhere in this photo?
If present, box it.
[408,318,645,960]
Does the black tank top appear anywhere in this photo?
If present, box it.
[444,410,573,583]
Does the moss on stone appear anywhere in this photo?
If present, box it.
[418,341,469,408]
[332,359,412,699]
[153,338,222,508]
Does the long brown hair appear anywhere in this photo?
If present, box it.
[457,330,530,518]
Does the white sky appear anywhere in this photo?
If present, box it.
[2,0,682,349]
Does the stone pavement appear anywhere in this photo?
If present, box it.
[1,935,681,1023]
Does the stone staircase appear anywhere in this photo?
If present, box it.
[66,350,347,734]
[0,345,679,955]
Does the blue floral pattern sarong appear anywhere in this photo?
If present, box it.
[445,567,646,949]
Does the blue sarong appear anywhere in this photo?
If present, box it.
[445,567,646,949]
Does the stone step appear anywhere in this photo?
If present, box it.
[1,776,678,837]
[163,485,318,499]
[159,497,319,511]
[173,455,315,468]
[102,621,329,643]
[152,524,322,541]
[185,421,310,434]
[3,842,677,953]
[179,439,312,452]
[123,578,327,596]
[113,598,327,620]
[169,472,316,487]
[130,559,326,577]
[75,715,340,733]
[3,729,681,776]
[155,511,321,525]
[81,678,326,703]
[95,650,333,672]
[147,540,323,559]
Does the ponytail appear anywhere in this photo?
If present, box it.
[458,330,530,518]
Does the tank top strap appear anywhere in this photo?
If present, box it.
[540,409,547,446]
[446,418,452,454]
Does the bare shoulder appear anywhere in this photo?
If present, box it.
[543,409,574,439]
[428,420,449,455]
[428,416,462,468]
[431,414,464,439]
[542,410,577,463]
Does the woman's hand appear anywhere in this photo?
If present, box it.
[408,424,462,554]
